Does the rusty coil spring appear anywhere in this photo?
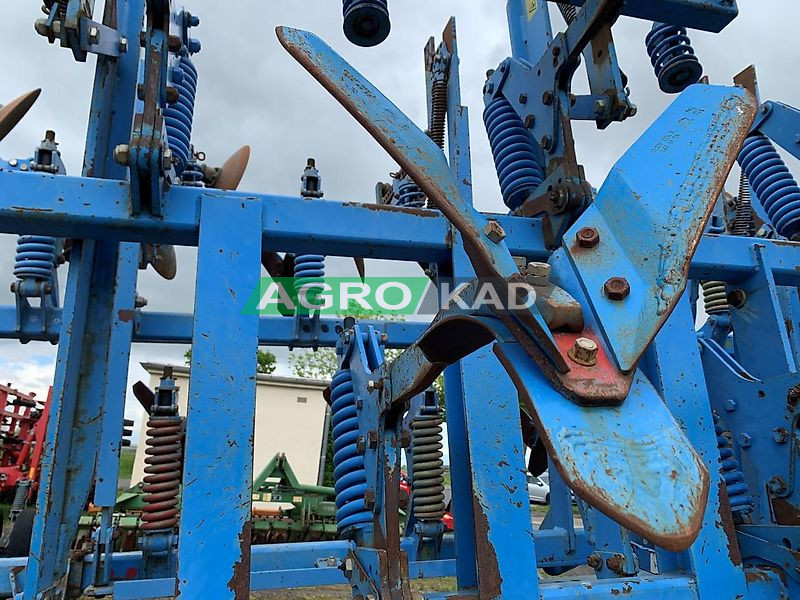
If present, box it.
[429,78,447,151]
[141,417,184,531]
[732,171,755,237]
[411,411,446,521]
[701,281,728,315]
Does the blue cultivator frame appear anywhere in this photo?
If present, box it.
[1,0,800,598]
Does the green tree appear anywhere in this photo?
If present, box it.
[184,347,277,375]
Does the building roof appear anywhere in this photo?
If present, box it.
[140,362,330,389]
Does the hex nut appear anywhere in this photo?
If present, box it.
[576,227,600,248]
[587,553,603,571]
[113,144,130,166]
[604,277,630,301]
[483,220,506,244]
[568,337,598,367]
[88,26,99,45]
[525,262,550,287]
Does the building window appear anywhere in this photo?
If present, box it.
[297,396,307,404]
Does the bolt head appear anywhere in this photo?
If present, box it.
[525,262,550,286]
[724,398,737,412]
[8,159,17,167]
[119,36,128,53]
[568,337,598,367]
[162,148,173,171]
[772,428,788,444]
[587,553,602,570]
[367,380,375,392]
[626,103,638,118]
[519,93,528,104]
[483,220,506,244]
[576,227,600,248]
[88,26,99,45]
[592,99,606,115]
[604,277,630,301]
[113,144,130,166]
[540,135,552,151]
[738,432,752,448]
[524,114,535,129]
[542,90,554,105]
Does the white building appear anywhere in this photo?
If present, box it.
[130,363,330,487]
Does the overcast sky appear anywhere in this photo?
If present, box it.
[0,1,798,433]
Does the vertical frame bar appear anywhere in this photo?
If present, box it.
[176,194,262,599]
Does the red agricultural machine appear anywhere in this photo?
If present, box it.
[0,383,52,556]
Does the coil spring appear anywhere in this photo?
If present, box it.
[714,414,753,517]
[700,216,728,315]
[294,254,326,307]
[738,134,800,240]
[483,96,544,211]
[181,161,204,187]
[411,408,446,521]
[429,78,447,150]
[164,55,198,176]
[645,23,703,94]
[10,480,30,516]
[330,368,371,531]
[397,179,426,208]
[343,0,390,47]
[732,171,754,237]
[14,235,57,282]
[141,417,184,531]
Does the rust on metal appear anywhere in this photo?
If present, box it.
[227,519,252,598]
[717,481,743,565]
[472,494,503,599]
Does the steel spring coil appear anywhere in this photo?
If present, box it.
[738,134,800,240]
[164,55,198,176]
[645,23,702,94]
[411,408,446,521]
[483,96,544,211]
[732,171,754,237]
[14,235,57,282]
[342,0,390,47]
[397,179,426,208]
[429,77,447,150]
[330,368,371,531]
[700,217,727,315]
[714,414,753,517]
[294,254,325,308]
[181,161,204,187]
[141,417,184,531]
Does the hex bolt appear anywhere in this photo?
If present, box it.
[727,289,747,309]
[542,90,554,105]
[367,380,376,392]
[576,227,600,248]
[724,398,737,412]
[162,148,173,171]
[524,114,535,129]
[483,220,506,244]
[604,277,630,301]
[592,99,606,115]
[380,333,388,343]
[768,476,788,495]
[540,135,552,151]
[737,432,752,448]
[134,294,148,308]
[344,557,354,578]
[119,36,129,53]
[8,159,17,167]
[356,435,366,455]
[519,93,528,104]
[772,428,789,444]
[513,256,528,271]
[113,144,130,166]
[88,26,100,45]
[568,337,598,367]
[525,262,550,287]
[587,553,603,571]
[606,554,625,575]
[367,430,378,449]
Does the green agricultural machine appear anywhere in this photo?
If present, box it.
[78,453,337,551]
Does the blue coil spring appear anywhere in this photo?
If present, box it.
[342,0,390,47]
[164,55,198,176]
[181,161,204,187]
[294,254,325,308]
[483,96,544,211]
[396,179,426,208]
[14,235,57,281]
[738,134,800,240]
[645,23,703,94]
[714,414,753,516]
[330,368,371,530]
